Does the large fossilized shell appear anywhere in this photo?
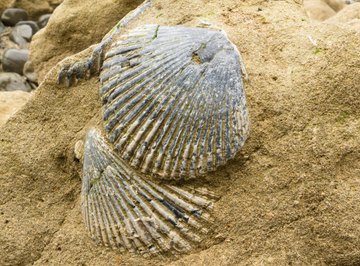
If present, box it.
[100,24,249,179]
[82,129,216,254]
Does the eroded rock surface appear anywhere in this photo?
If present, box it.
[30,0,145,82]
[0,0,360,265]
[0,90,30,126]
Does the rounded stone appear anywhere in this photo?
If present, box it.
[23,60,38,83]
[37,14,51,29]
[16,21,39,34]
[1,8,28,27]
[10,24,33,46]
[0,72,31,92]
[2,48,29,74]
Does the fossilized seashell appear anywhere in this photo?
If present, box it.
[82,129,217,254]
[100,24,249,179]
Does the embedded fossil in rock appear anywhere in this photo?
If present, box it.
[58,0,249,255]
[100,24,249,179]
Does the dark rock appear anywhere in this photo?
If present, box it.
[16,21,39,34]
[0,72,31,92]
[23,60,38,83]
[0,21,5,33]
[1,8,28,27]
[2,48,29,74]
[37,14,51,29]
[10,25,33,46]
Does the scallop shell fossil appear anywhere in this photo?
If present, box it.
[59,3,249,254]
[83,128,216,254]
[100,24,249,179]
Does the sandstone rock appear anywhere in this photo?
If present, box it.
[0,91,31,126]
[326,3,360,31]
[0,72,31,92]
[2,48,29,74]
[324,0,347,11]
[0,1,63,21]
[13,0,53,20]
[1,8,28,26]
[304,0,337,20]
[327,2,360,22]
[30,0,144,82]
[0,0,15,17]
[1,0,360,265]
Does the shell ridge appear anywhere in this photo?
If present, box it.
[104,49,193,130]
[126,65,202,168]
[150,66,210,177]
[82,129,217,254]
[97,181,128,249]
[99,25,249,178]
[101,178,135,251]
[103,173,148,250]
[93,184,117,247]
[109,59,192,153]
[103,47,192,128]
[164,69,211,177]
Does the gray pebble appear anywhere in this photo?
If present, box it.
[23,60,38,83]
[2,48,29,74]
[1,8,28,27]
[0,21,5,33]
[16,21,39,34]
[0,72,31,92]
[10,24,33,46]
[37,14,51,29]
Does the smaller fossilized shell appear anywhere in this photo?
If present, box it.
[100,24,249,179]
[81,128,217,254]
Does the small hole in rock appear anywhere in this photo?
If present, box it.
[192,52,202,64]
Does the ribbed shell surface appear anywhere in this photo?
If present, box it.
[100,24,249,179]
[82,129,216,254]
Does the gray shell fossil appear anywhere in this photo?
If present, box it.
[100,24,249,179]
[77,22,249,255]
[82,129,216,254]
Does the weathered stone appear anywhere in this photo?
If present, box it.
[2,48,29,74]
[0,21,5,33]
[304,0,337,20]
[10,24,33,46]
[16,21,39,34]
[0,0,15,18]
[30,0,144,82]
[1,8,28,26]
[0,72,31,92]
[37,14,51,29]
[23,60,38,83]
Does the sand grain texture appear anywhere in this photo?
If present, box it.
[1,0,360,265]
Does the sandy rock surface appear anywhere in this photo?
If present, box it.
[304,0,337,20]
[0,90,30,126]
[326,2,360,25]
[1,0,360,265]
[1,0,63,19]
[303,0,359,21]
[30,0,145,82]
[0,0,15,16]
